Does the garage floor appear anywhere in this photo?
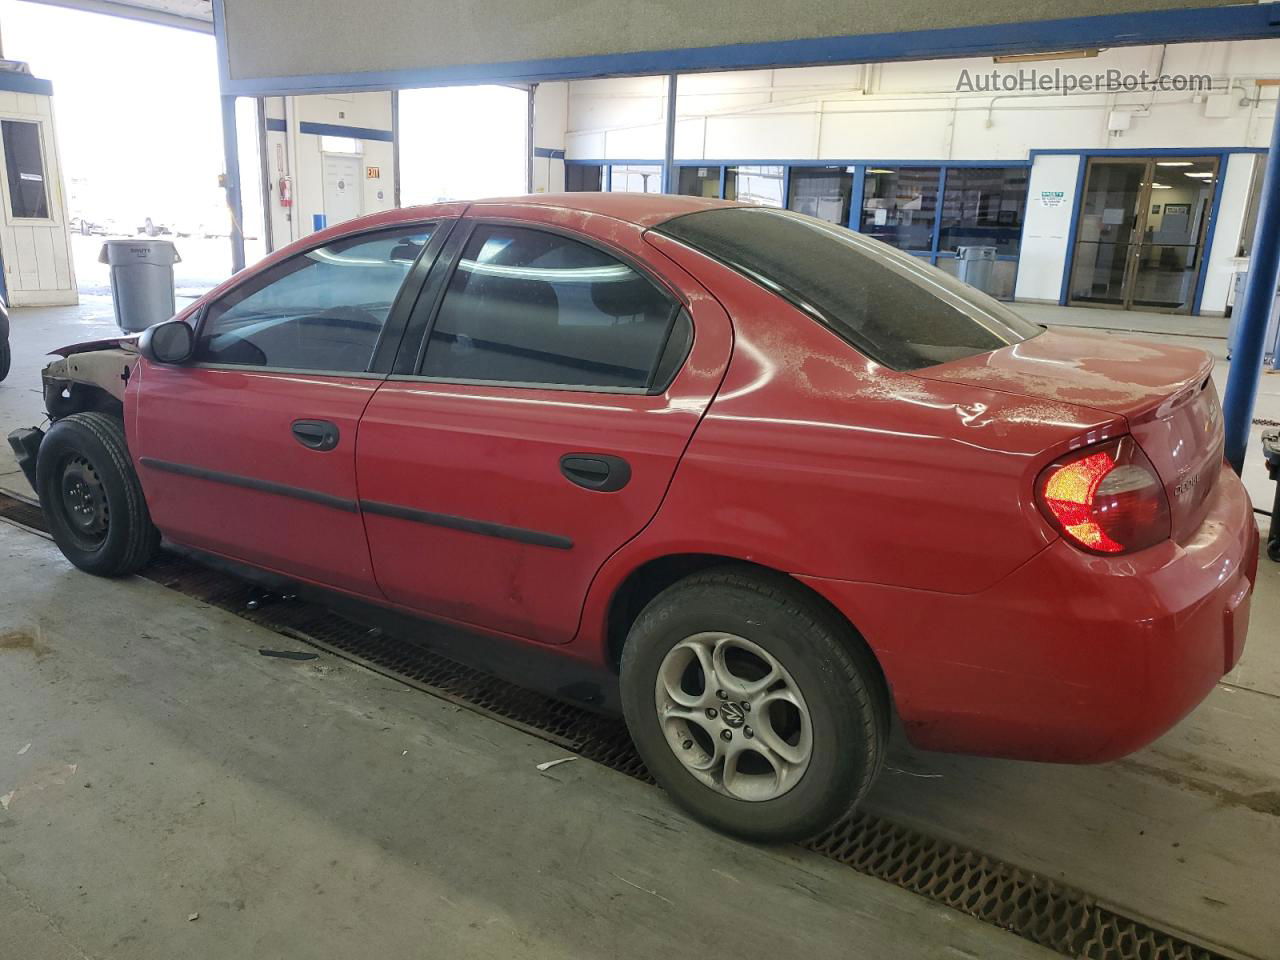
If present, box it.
[1,299,1278,959]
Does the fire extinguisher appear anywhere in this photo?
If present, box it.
[278,176,293,207]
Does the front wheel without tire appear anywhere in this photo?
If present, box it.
[620,568,888,843]
[36,412,159,576]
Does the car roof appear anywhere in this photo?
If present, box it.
[331,193,745,235]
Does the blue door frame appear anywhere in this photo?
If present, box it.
[1032,147,1268,316]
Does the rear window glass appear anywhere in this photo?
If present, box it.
[655,207,1042,371]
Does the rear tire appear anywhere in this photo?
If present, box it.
[0,339,10,382]
[36,412,159,576]
[620,567,888,842]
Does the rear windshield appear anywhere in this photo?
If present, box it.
[655,207,1042,371]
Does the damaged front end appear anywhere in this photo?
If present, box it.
[5,336,139,494]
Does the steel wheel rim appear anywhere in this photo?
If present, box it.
[654,631,813,802]
[59,455,109,549]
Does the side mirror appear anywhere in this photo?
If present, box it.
[138,318,195,365]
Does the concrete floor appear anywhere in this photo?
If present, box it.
[1,299,1278,959]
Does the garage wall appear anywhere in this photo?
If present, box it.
[554,38,1277,313]
[564,40,1280,160]
[262,92,396,250]
[220,0,1247,88]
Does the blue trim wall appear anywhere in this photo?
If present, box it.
[0,73,53,97]
[297,120,393,142]
[213,3,1280,95]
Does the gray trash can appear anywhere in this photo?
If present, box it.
[955,245,998,295]
[98,238,181,333]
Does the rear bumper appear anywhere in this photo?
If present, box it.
[801,463,1259,763]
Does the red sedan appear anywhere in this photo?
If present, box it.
[11,194,1258,841]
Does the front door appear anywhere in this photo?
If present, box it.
[356,213,732,644]
[132,222,439,595]
[322,153,363,228]
[1067,156,1219,314]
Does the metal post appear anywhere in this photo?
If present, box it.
[391,89,402,207]
[1223,108,1280,474]
[663,74,678,194]
[526,84,536,195]
[220,93,246,274]
[255,97,274,253]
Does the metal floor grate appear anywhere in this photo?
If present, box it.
[0,490,1246,960]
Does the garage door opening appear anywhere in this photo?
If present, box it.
[398,86,528,204]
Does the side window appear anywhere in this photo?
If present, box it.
[197,226,432,372]
[419,225,678,389]
[1,120,49,220]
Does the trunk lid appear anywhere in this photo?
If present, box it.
[918,329,1223,543]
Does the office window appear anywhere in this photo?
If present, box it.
[677,166,721,198]
[788,167,854,225]
[939,167,1029,255]
[2,120,49,220]
[859,167,939,251]
[725,165,784,207]
[566,164,603,192]
[609,164,662,193]
[420,225,678,389]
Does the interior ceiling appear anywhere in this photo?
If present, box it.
[23,0,212,31]
[220,0,1265,92]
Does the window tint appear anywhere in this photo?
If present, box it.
[420,225,677,389]
[198,226,431,371]
[657,207,1041,371]
[2,120,49,219]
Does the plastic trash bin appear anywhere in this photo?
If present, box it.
[955,245,998,295]
[99,238,181,333]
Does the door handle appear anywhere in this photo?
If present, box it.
[291,419,340,451]
[560,453,631,492]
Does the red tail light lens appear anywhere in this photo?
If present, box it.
[1036,437,1171,555]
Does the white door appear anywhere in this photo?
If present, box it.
[321,153,362,227]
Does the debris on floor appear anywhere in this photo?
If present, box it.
[536,756,578,772]
[258,649,319,661]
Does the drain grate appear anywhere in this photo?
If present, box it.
[0,490,1245,960]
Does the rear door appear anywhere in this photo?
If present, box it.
[356,208,732,643]
[132,221,450,595]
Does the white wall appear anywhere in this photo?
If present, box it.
[1014,155,1082,303]
[532,82,567,194]
[566,41,1280,163]
[263,92,396,251]
[0,89,76,306]
[555,38,1279,312]
[1201,152,1255,315]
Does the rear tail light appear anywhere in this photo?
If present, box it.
[1035,437,1171,555]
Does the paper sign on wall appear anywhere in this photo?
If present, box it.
[1038,190,1065,208]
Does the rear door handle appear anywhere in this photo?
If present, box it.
[292,419,340,451]
[560,454,631,492]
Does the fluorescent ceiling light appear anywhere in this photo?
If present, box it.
[867,168,895,174]
[1151,183,1172,190]
[1184,171,1214,178]
[993,49,1099,63]
[1156,161,1193,167]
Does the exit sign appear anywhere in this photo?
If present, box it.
[366,165,381,179]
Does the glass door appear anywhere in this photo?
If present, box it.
[1068,156,1218,314]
